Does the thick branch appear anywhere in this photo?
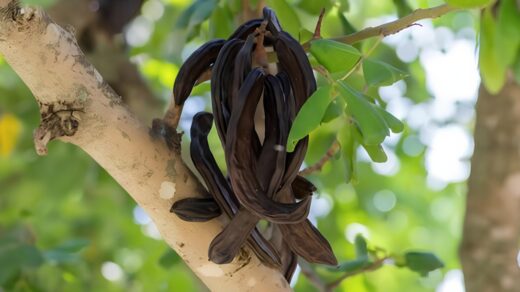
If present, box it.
[0,1,289,291]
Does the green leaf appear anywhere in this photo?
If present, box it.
[354,235,369,259]
[209,4,234,39]
[334,258,370,272]
[393,0,413,17]
[444,0,494,8]
[321,100,344,124]
[287,85,334,151]
[297,0,334,15]
[479,8,507,94]
[159,249,181,269]
[0,243,44,285]
[176,0,217,31]
[338,10,357,35]
[310,40,361,73]
[337,0,350,13]
[176,2,197,28]
[266,0,301,38]
[338,125,357,182]
[363,59,408,87]
[362,144,388,163]
[373,107,404,133]
[404,251,444,276]
[495,0,520,69]
[338,81,389,145]
[43,239,89,264]
[299,28,314,44]
[52,239,90,253]
[44,250,80,264]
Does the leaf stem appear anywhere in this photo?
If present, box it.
[340,36,382,81]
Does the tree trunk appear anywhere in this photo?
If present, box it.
[461,75,520,291]
[0,1,290,291]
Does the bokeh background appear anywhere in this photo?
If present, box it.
[0,0,483,291]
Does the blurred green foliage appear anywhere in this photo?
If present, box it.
[0,0,491,291]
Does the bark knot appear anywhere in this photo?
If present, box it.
[33,101,84,156]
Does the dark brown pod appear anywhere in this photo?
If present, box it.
[209,209,260,264]
[292,175,316,200]
[173,39,226,105]
[257,75,289,198]
[190,112,282,268]
[262,7,282,35]
[274,32,316,112]
[210,38,245,143]
[171,197,222,222]
[225,68,311,223]
[275,187,337,265]
[276,71,296,121]
[228,18,263,40]
[231,34,256,111]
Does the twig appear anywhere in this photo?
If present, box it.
[325,257,389,291]
[163,99,183,130]
[302,3,457,50]
[299,140,340,176]
[312,8,326,40]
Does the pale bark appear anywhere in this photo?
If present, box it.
[0,1,289,291]
[461,76,520,291]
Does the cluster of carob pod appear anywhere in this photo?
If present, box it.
[170,7,337,280]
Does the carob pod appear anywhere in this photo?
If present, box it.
[262,7,283,35]
[225,68,311,223]
[228,18,262,40]
[273,33,316,119]
[231,34,263,156]
[275,187,338,265]
[292,175,316,200]
[276,71,296,120]
[169,5,337,277]
[171,197,221,222]
[191,112,282,267]
[262,7,336,265]
[257,75,289,198]
[210,72,291,265]
[209,208,262,264]
[210,38,245,142]
[187,112,282,268]
[173,39,226,105]
[231,34,256,115]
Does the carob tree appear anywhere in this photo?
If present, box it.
[170,8,337,281]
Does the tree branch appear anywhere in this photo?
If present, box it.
[0,1,290,290]
[302,4,458,50]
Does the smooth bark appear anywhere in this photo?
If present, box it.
[0,1,290,291]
